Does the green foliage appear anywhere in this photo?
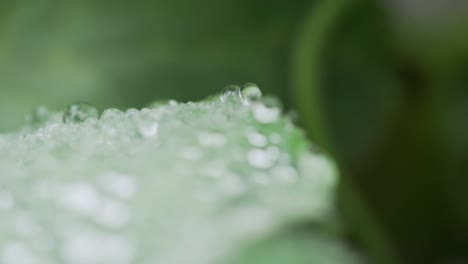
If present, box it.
[293,0,468,262]
[0,90,358,264]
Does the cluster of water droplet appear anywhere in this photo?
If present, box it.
[0,84,341,264]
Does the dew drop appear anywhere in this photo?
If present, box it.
[271,166,299,183]
[220,85,242,103]
[247,149,276,169]
[252,104,280,124]
[241,82,262,101]
[125,108,139,118]
[63,103,98,124]
[26,106,50,127]
[100,108,123,120]
[247,131,268,147]
[138,122,159,139]
[59,182,101,215]
[168,99,178,106]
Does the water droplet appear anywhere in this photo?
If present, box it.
[137,122,159,139]
[59,182,101,215]
[26,106,50,127]
[125,108,139,118]
[168,100,178,106]
[252,104,280,124]
[147,100,168,109]
[270,166,298,183]
[100,108,123,120]
[247,131,268,147]
[241,82,262,101]
[63,103,98,124]
[220,85,242,103]
[247,149,276,169]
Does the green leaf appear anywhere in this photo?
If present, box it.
[0,89,358,264]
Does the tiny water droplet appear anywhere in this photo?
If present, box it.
[125,108,139,118]
[168,100,178,106]
[252,104,280,124]
[27,106,50,126]
[247,149,276,169]
[63,104,98,124]
[247,131,268,147]
[220,85,242,103]
[241,82,262,101]
[137,122,159,139]
[100,108,123,120]
[270,166,298,183]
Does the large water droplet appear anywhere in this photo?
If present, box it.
[241,83,262,101]
[220,85,242,103]
[63,103,98,124]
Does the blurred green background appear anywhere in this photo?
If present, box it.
[1,0,468,263]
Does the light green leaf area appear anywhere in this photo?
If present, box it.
[0,88,358,264]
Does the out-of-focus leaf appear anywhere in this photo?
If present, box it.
[0,89,358,264]
[293,0,468,262]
